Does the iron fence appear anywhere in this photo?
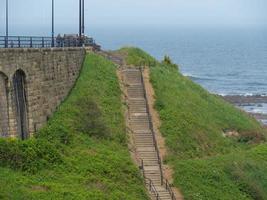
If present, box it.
[0,35,100,49]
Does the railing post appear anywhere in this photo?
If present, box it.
[42,37,44,48]
[5,36,8,48]
[142,159,145,178]
[30,37,32,48]
[18,36,21,48]
[166,180,168,189]
[158,158,163,185]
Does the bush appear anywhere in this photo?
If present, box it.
[37,122,72,145]
[162,55,179,70]
[238,131,266,144]
[0,138,61,173]
[74,97,110,139]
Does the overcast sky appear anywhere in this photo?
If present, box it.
[0,0,267,35]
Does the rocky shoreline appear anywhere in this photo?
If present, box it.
[221,95,267,125]
[222,95,267,104]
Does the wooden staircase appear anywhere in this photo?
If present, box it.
[123,68,175,200]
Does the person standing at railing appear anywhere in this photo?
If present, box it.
[56,34,62,47]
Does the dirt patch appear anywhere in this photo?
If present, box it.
[143,67,184,200]
[30,185,50,192]
[85,149,98,156]
[223,130,240,138]
[85,180,108,192]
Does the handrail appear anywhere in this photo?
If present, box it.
[164,179,176,200]
[145,177,161,200]
[126,126,161,199]
[140,156,161,200]
[139,66,164,184]
[126,67,175,200]
[139,66,176,200]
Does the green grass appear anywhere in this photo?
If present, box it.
[118,47,157,67]
[119,47,267,200]
[173,145,267,200]
[149,63,265,159]
[0,53,149,200]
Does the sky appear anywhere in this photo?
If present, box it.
[0,0,267,35]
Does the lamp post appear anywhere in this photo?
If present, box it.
[79,0,85,46]
[79,0,81,38]
[5,0,9,48]
[82,0,84,35]
[51,0,55,47]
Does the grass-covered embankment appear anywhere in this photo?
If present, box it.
[0,53,149,200]
[119,47,267,200]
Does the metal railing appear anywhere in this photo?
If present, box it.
[138,156,161,200]
[139,67,176,200]
[0,35,100,49]
[126,126,161,199]
[145,177,161,200]
[164,179,176,200]
[125,67,176,200]
[139,66,163,183]
[0,36,54,48]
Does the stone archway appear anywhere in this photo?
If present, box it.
[13,70,28,140]
[0,72,9,137]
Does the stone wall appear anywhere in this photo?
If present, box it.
[0,72,8,137]
[0,47,85,138]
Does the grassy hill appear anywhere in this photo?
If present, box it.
[1,48,266,200]
[118,47,267,200]
[0,53,149,200]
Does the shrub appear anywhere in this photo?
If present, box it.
[155,99,165,111]
[162,55,179,70]
[238,131,266,144]
[37,122,72,145]
[74,96,110,139]
[0,138,61,173]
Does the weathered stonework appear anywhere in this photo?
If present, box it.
[0,47,85,138]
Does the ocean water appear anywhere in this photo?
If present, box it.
[90,26,267,119]
[91,26,267,96]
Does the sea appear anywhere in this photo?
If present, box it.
[90,26,267,123]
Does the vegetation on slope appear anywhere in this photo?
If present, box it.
[119,47,267,200]
[0,53,149,200]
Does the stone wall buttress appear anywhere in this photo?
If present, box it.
[0,72,9,137]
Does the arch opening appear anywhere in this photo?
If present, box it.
[13,70,28,140]
[0,72,9,137]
